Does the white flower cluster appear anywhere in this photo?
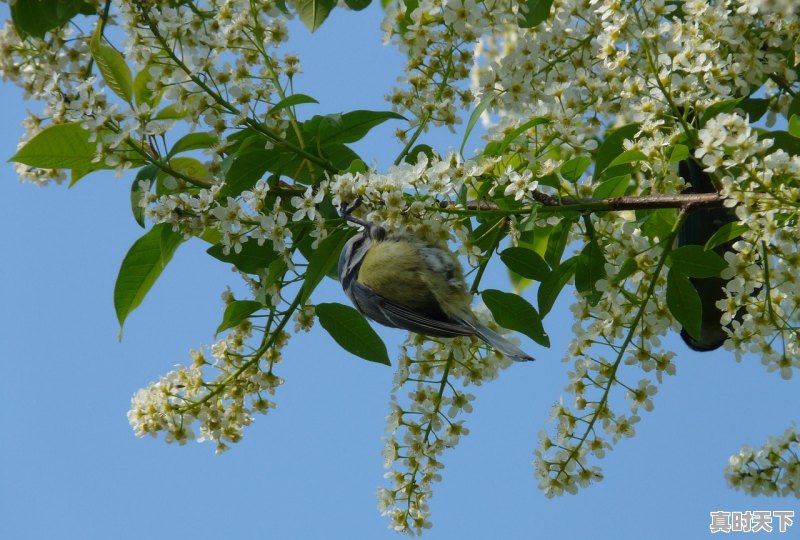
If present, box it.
[132,153,517,456]
[330,152,543,264]
[377,321,512,535]
[726,425,800,497]
[696,113,800,379]
[534,215,678,497]
[143,178,299,264]
[128,323,286,454]
[380,0,521,134]
[472,0,798,162]
[0,0,296,183]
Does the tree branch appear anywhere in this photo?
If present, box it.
[440,191,728,215]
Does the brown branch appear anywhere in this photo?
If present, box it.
[440,191,728,215]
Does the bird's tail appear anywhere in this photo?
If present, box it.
[473,322,535,362]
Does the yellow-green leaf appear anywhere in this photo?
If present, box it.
[9,122,100,170]
[91,31,133,103]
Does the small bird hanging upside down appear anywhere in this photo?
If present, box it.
[337,200,535,362]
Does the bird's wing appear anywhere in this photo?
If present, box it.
[350,280,474,339]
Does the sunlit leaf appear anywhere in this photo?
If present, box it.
[9,122,101,170]
[91,30,133,104]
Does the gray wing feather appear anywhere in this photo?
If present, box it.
[350,280,474,338]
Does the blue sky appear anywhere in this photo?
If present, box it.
[1,4,797,539]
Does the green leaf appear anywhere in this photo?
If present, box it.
[666,269,702,340]
[518,0,554,27]
[667,144,690,163]
[69,168,92,186]
[131,165,157,228]
[543,216,577,268]
[460,93,494,156]
[343,0,372,10]
[470,217,504,253]
[114,224,184,333]
[499,247,550,281]
[404,144,438,164]
[594,123,639,178]
[592,174,630,199]
[269,94,319,115]
[482,289,549,347]
[291,0,336,31]
[155,157,208,195]
[154,104,187,120]
[11,0,94,39]
[607,150,647,169]
[538,256,577,317]
[91,31,133,104]
[668,245,727,278]
[704,222,747,251]
[9,122,101,170]
[509,272,533,296]
[219,149,273,197]
[611,256,639,285]
[763,130,800,156]
[639,208,676,242]
[264,258,288,290]
[575,240,607,305]
[788,94,800,120]
[346,158,368,173]
[133,66,160,109]
[560,156,592,182]
[483,117,549,157]
[789,115,800,138]
[316,302,390,365]
[206,241,278,274]
[739,98,770,122]
[320,143,362,174]
[305,110,406,146]
[301,228,352,304]
[168,132,218,157]
[699,97,744,127]
[216,300,263,335]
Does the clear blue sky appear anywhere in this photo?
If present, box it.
[1,5,796,539]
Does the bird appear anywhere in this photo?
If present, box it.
[337,200,534,362]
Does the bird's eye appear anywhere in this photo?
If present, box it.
[370,224,386,241]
